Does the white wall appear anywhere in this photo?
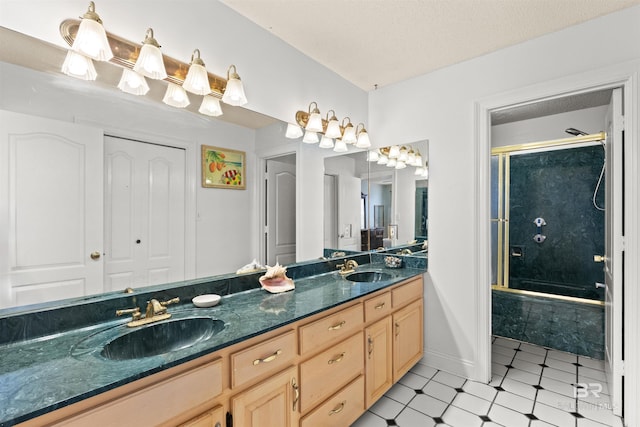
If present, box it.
[492,105,608,147]
[369,5,640,386]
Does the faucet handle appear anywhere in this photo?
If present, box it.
[116,307,141,319]
[160,297,180,307]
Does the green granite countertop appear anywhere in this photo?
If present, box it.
[0,264,424,426]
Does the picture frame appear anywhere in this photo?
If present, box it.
[201,145,246,189]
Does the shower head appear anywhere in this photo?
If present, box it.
[565,127,589,136]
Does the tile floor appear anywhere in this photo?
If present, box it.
[351,336,622,427]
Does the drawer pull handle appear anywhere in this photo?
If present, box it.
[328,352,345,365]
[368,335,374,359]
[329,401,346,415]
[374,302,386,310]
[328,320,346,331]
[253,349,282,365]
[292,377,299,411]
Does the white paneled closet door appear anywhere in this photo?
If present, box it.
[104,136,185,291]
[0,111,104,308]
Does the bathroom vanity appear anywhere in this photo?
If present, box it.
[0,257,425,427]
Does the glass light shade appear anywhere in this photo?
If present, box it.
[395,160,407,169]
[319,135,334,148]
[333,139,348,153]
[415,166,425,176]
[199,95,223,117]
[285,123,303,139]
[355,130,371,148]
[61,50,97,80]
[398,147,408,162]
[183,63,210,95]
[305,111,323,132]
[422,168,429,178]
[221,66,248,106]
[413,153,423,167]
[377,154,388,165]
[388,145,400,158]
[325,119,341,138]
[117,69,149,95]
[387,158,397,168]
[133,44,167,80]
[163,83,190,108]
[407,151,416,165]
[302,130,319,144]
[367,150,379,162]
[342,125,357,144]
[71,3,113,61]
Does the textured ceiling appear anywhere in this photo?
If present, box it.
[221,0,640,91]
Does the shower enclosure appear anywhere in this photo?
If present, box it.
[491,139,606,302]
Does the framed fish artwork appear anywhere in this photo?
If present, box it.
[201,145,246,189]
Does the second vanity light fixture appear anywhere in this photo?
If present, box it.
[285,102,371,153]
[59,2,247,119]
[367,145,428,177]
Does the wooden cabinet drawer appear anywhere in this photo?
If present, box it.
[364,291,392,322]
[52,358,223,427]
[300,375,365,427]
[231,330,296,389]
[179,405,224,427]
[299,332,364,412]
[392,277,423,308]
[299,303,363,355]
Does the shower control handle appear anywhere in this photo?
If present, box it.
[595,282,606,289]
[593,255,606,263]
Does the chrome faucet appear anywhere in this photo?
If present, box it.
[337,259,358,275]
[116,297,180,328]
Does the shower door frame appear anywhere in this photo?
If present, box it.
[491,133,606,306]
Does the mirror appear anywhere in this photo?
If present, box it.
[323,141,428,253]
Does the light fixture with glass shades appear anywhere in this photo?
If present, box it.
[59,2,250,120]
[286,102,372,153]
[368,146,427,177]
[133,28,167,80]
[302,130,319,144]
[221,65,248,106]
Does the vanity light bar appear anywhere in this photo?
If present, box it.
[60,19,227,97]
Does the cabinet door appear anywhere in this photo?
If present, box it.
[393,300,424,382]
[231,366,299,427]
[365,317,393,408]
[180,405,224,427]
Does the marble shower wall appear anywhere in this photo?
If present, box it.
[508,145,605,300]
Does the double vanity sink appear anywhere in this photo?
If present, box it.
[0,262,425,426]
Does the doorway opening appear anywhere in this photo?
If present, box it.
[264,154,296,266]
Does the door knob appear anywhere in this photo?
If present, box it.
[90,251,101,260]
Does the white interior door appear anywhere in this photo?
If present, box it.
[104,136,185,291]
[337,175,361,250]
[323,174,338,249]
[603,88,624,416]
[0,110,103,308]
[266,157,296,265]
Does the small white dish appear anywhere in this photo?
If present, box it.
[192,294,221,308]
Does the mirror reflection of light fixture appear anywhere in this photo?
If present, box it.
[341,118,357,144]
[183,49,210,95]
[407,149,416,165]
[333,139,348,153]
[199,95,223,117]
[305,102,323,132]
[163,82,190,108]
[398,146,408,162]
[324,110,341,138]
[388,145,400,159]
[413,151,423,167]
[387,158,397,168]
[117,69,149,95]
[395,160,407,169]
[61,50,97,80]
[367,150,379,162]
[285,123,304,139]
[377,154,389,165]
[303,130,319,144]
[71,1,113,61]
[133,28,167,80]
[319,135,334,148]
[355,123,371,148]
[221,65,248,106]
